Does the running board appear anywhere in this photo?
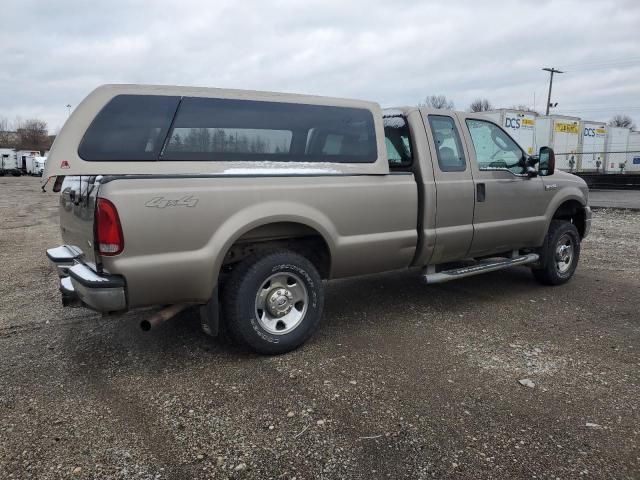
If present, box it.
[424,253,539,284]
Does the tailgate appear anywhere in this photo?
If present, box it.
[58,176,100,266]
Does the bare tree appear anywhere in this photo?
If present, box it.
[609,114,636,130]
[0,117,18,148]
[16,119,49,152]
[418,94,455,110]
[0,117,10,145]
[469,98,493,112]
[511,105,540,115]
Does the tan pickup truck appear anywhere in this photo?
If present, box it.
[44,84,591,354]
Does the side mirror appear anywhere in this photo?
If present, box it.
[538,146,555,176]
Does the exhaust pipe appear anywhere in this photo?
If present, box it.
[140,304,189,331]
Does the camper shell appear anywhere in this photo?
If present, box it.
[43,84,388,180]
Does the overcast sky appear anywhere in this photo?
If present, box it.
[1,0,639,133]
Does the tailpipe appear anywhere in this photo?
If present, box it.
[140,304,189,331]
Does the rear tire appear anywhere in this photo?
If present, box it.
[222,250,325,355]
[531,220,580,285]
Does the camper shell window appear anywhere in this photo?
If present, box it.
[78,95,181,161]
[78,94,377,163]
[162,97,377,163]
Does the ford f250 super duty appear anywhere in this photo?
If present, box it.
[43,84,591,354]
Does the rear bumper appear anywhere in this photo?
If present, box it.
[583,206,592,238]
[47,245,127,312]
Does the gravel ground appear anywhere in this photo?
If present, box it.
[1,176,639,479]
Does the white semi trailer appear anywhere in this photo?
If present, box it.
[604,127,631,173]
[481,109,537,155]
[534,115,581,171]
[626,131,640,173]
[0,148,21,176]
[579,121,607,171]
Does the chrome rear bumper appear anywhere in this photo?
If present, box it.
[47,245,127,312]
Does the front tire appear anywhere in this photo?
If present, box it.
[532,220,581,285]
[222,250,325,355]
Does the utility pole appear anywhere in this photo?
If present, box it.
[542,67,563,115]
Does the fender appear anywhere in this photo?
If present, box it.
[204,201,338,292]
[540,185,587,243]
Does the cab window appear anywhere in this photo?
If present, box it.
[383,116,413,169]
[466,119,525,174]
[428,115,466,172]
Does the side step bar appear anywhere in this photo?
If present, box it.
[424,253,539,284]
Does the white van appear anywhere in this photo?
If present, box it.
[26,156,47,176]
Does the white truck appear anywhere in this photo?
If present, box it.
[25,156,46,176]
[15,150,41,174]
[0,148,21,176]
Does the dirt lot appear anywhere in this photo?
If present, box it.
[1,176,639,479]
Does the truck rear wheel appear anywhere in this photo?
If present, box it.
[531,220,581,285]
[222,250,325,355]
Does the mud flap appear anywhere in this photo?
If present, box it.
[199,286,220,337]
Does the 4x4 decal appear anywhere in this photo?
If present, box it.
[144,195,199,208]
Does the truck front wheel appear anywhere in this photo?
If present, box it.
[531,220,581,285]
[222,250,325,355]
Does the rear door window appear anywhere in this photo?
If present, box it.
[428,115,466,172]
[78,95,180,161]
[162,97,377,163]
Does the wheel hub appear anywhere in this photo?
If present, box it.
[555,234,574,274]
[558,245,570,261]
[266,288,294,317]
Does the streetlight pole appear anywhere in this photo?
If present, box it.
[542,67,564,115]
[66,104,71,118]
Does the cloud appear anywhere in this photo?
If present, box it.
[1,0,639,131]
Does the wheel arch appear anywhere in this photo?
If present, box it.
[549,198,588,238]
[206,202,338,292]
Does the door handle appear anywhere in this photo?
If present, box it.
[476,183,486,202]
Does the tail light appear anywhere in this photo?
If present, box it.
[95,198,124,256]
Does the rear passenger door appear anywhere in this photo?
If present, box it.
[422,112,475,264]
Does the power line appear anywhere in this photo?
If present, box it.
[559,57,640,69]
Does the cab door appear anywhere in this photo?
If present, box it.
[459,115,547,256]
[421,111,475,264]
